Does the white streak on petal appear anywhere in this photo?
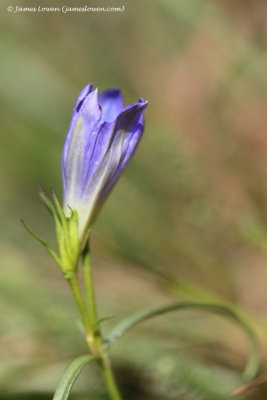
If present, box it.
[63,116,85,215]
[75,131,125,235]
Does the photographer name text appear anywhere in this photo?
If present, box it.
[7,5,125,13]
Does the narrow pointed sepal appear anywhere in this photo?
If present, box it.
[34,187,81,276]
[21,219,61,266]
[38,183,57,216]
[50,192,80,275]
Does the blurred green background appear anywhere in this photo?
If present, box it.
[2,0,267,398]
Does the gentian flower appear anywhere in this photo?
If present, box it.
[62,83,148,244]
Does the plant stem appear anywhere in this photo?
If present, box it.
[100,353,122,400]
[68,275,90,332]
[69,246,123,400]
[82,251,98,329]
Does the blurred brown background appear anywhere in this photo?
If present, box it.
[1,0,267,398]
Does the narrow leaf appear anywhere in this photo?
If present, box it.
[53,354,99,400]
[105,302,260,380]
[93,315,114,328]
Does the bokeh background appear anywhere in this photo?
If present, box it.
[2,0,267,398]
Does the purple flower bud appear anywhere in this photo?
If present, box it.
[62,83,148,239]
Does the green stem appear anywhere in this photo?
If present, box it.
[82,249,123,399]
[69,246,123,400]
[68,275,90,332]
[82,251,98,329]
[81,249,103,353]
[100,354,122,400]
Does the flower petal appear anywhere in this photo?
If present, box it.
[74,83,94,114]
[72,122,117,232]
[62,83,148,239]
[100,100,148,195]
[114,99,148,168]
[81,121,115,196]
[62,88,102,212]
[98,89,124,123]
[82,100,148,206]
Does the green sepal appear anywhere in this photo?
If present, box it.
[58,208,80,272]
[38,184,57,216]
[50,192,80,273]
[67,208,79,256]
[21,219,61,266]
[36,187,81,275]
[51,191,69,231]
[38,186,64,253]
